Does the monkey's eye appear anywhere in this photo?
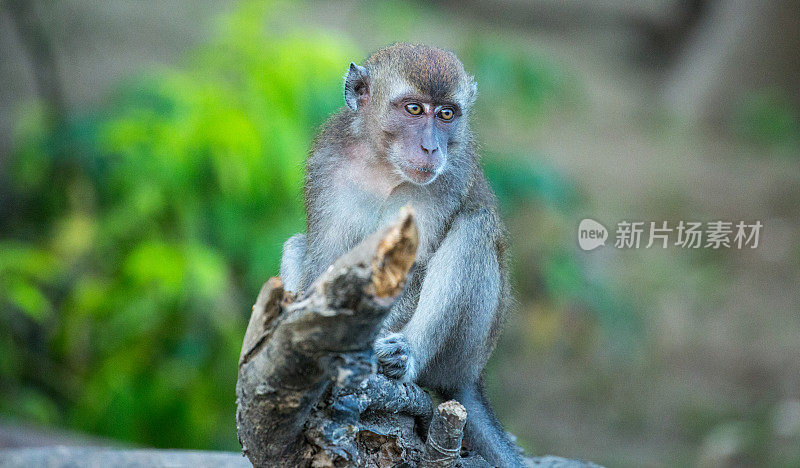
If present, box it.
[437,108,455,121]
[404,103,423,115]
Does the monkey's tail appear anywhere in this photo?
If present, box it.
[451,379,525,467]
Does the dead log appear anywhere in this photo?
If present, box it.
[236,208,444,467]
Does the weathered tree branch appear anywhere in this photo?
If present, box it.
[421,401,467,468]
[236,208,443,467]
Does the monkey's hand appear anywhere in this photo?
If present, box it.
[374,332,417,382]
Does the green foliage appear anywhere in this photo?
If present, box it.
[463,39,580,128]
[0,1,357,450]
[483,154,581,213]
[733,89,800,154]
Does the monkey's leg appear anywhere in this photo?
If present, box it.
[280,233,306,293]
[377,210,501,382]
[451,380,524,468]
[374,210,521,465]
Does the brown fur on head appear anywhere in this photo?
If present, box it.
[344,43,477,186]
[364,43,476,106]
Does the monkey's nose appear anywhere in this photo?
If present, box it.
[420,144,438,155]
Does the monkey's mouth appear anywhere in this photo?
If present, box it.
[400,163,439,185]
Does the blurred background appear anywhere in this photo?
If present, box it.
[1,0,798,466]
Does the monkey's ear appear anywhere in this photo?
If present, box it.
[344,63,370,110]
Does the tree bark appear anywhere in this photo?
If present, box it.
[420,401,467,468]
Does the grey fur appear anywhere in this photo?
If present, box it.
[280,44,522,467]
[279,233,306,293]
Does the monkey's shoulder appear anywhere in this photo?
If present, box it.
[464,168,503,221]
[304,110,360,205]
[446,169,507,247]
[309,109,358,157]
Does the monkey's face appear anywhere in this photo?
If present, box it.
[344,44,477,186]
[383,97,459,185]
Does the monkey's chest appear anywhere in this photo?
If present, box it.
[323,185,380,247]
[328,183,438,261]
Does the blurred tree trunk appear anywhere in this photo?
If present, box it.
[4,0,65,119]
[663,0,800,122]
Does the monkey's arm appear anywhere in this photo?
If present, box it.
[376,209,501,386]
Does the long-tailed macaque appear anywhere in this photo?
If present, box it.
[280,43,522,467]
